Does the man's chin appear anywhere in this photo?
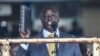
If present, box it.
[45,26,52,30]
[47,25,52,29]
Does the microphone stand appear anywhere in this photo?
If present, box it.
[51,21,59,56]
[54,31,59,56]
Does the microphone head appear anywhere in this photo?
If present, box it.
[51,22,58,31]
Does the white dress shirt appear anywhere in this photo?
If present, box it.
[20,28,59,50]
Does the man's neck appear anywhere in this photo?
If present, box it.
[43,28,54,33]
[43,28,59,38]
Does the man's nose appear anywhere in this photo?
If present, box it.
[48,16,52,21]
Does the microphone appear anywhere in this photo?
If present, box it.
[51,22,58,32]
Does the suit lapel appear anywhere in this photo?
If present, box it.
[59,31,74,56]
[38,31,49,56]
[59,31,70,56]
[59,31,64,56]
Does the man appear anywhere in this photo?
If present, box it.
[17,6,82,56]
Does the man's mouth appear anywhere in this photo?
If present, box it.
[48,21,52,26]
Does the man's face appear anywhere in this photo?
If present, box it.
[41,9,59,32]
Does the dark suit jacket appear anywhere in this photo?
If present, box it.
[17,31,82,56]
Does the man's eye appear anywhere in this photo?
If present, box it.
[52,15,56,18]
[44,16,47,18]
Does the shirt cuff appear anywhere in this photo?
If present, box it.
[20,44,29,50]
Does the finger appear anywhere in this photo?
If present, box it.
[27,29,30,34]
[19,24,25,33]
[19,28,26,36]
[18,24,22,37]
[19,28,24,34]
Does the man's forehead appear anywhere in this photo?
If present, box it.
[43,9,58,15]
[46,10,55,14]
[40,7,59,16]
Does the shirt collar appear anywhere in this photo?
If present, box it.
[43,28,59,38]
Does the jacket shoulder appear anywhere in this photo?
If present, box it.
[60,31,75,38]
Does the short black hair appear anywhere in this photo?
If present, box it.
[40,6,59,17]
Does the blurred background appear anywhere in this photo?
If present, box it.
[0,0,99,56]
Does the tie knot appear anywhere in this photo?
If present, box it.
[48,33,54,38]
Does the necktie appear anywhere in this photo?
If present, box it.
[48,33,56,56]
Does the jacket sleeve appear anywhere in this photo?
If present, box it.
[74,43,82,56]
[16,45,29,56]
